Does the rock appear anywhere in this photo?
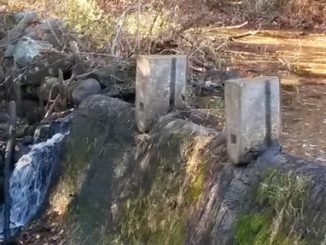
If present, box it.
[203,69,242,84]
[0,66,4,82]
[40,76,61,102]
[191,70,243,97]
[72,78,101,106]
[34,115,72,143]
[0,12,38,48]
[33,124,52,143]
[4,44,15,58]
[13,37,53,67]
[14,141,31,163]
[21,52,73,86]
[16,124,36,139]
[0,123,9,140]
[0,112,9,123]
[14,12,35,23]
[25,19,66,48]
[17,99,43,125]
[83,61,136,99]
[1,12,21,30]
[87,62,135,87]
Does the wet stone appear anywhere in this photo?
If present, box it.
[72,78,101,106]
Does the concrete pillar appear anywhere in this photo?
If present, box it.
[135,55,187,132]
[225,76,281,165]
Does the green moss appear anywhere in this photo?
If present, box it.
[117,166,187,244]
[235,213,271,245]
[63,135,96,190]
[186,160,208,204]
[235,169,310,245]
[257,169,310,213]
[235,213,302,245]
[115,130,210,244]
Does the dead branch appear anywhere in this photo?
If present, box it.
[46,19,62,47]
[225,21,249,29]
[0,12,37,48]
[227,30,260,41]
[43,108,74,122]
[44,94,61,119]
[111,8,131,56]
[135,0,141,54]
[69,41,87,76]
[3,101,17,243]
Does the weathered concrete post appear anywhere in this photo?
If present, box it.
[135,55,187,132]
[225,76,281,165]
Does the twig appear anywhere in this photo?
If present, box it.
[75,71,92,80]
[0,12,37,48]
[69,41,86,75]
[135,0,141,54]
[1,75,11,87]
[159,49,180,54]
[189,65,205,72]
[111,8,131,56]
[46,19,62,47]
[147,5,163,54]
[227,30,260,41]
[45,82,56,113]
[224,21,249,29]
[45,94,61,118]
[43,109,74,122]
[4,101,16,243]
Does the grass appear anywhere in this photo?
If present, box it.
[1,0,178,52]
[114,132,214,244]
[235,169,310,245]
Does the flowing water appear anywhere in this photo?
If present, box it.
[0,27,324,241]
[0,119,70,240]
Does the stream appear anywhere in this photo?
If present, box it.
[0,27,325,242]
[195,28,326,163]
[0,118,70,240]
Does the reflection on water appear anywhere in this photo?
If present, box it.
[281,85,326,163]
[192,27,326,163]
[212,28,326,83]
[195,85,326,163]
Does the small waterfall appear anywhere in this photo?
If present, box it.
[0,117,71,239]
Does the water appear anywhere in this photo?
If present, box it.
[0,117,71,239]
[192,28,326,163]
[281,85,326,163]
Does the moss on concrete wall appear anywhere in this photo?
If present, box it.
[235,169,310,245]
[114,123,215,244]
